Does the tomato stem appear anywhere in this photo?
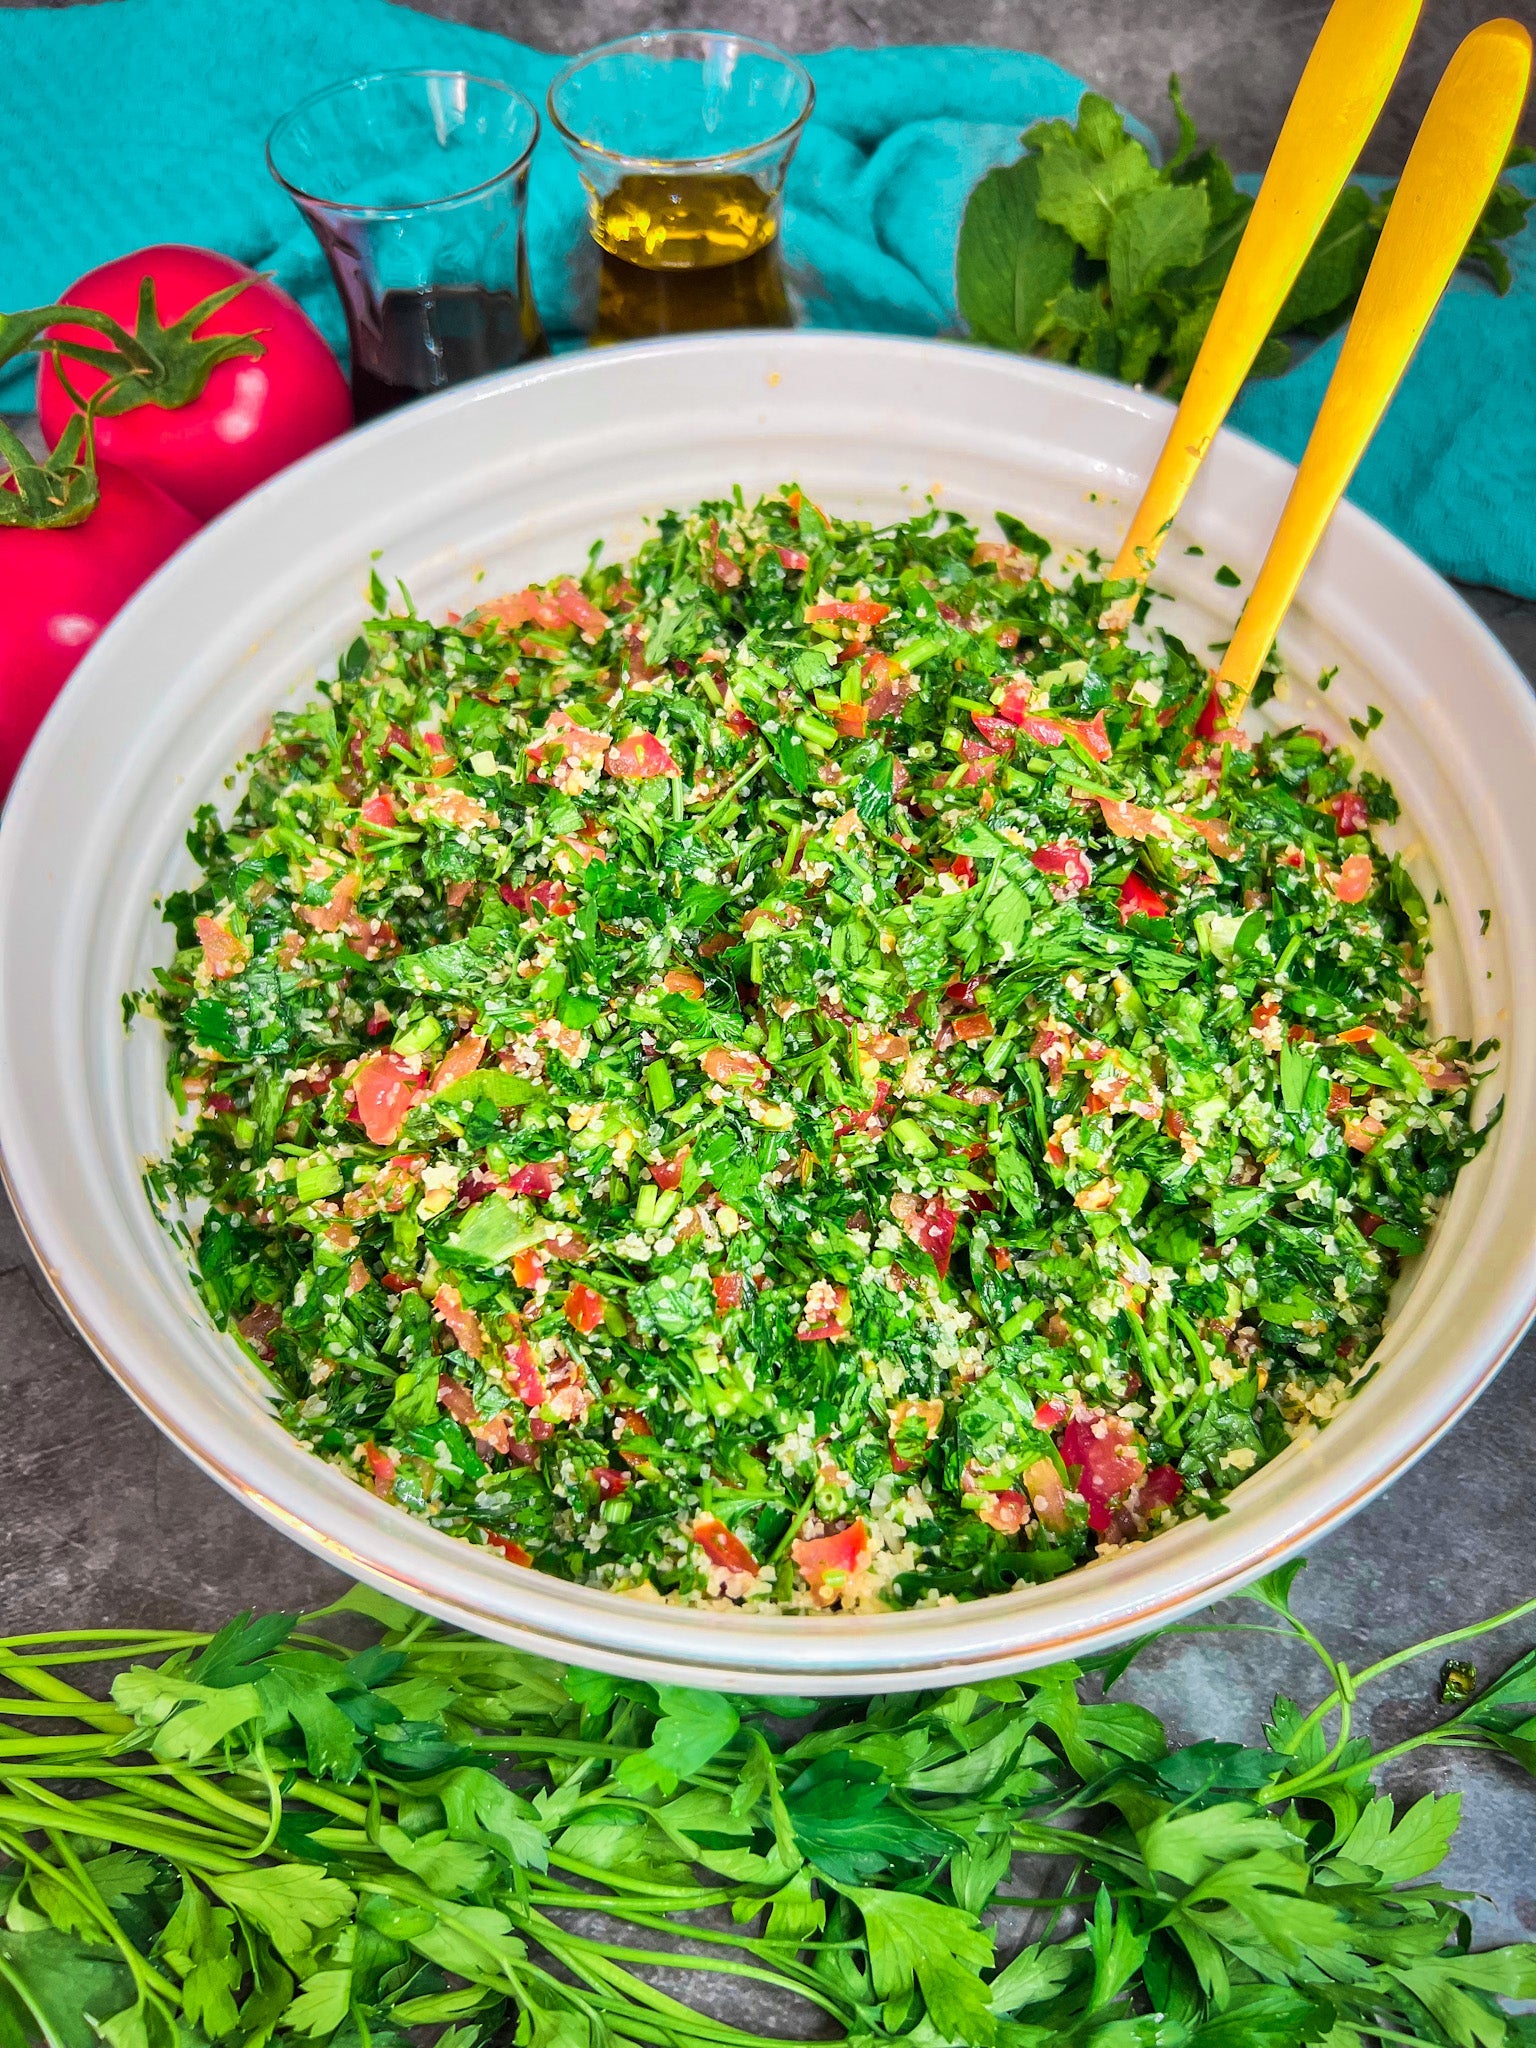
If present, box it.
[0,273,266,418]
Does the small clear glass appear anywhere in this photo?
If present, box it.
[268,68,548,422]
[548,30,814,346]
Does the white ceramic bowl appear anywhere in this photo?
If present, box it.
[4,333,1535,1690]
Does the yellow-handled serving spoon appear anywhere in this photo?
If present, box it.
[1110,0,1424,585]
[1215,17,1532,719]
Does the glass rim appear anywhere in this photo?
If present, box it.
[266,66,541,219]
[546,28,815,173]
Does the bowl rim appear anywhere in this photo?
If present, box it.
[5,329,1535,1688]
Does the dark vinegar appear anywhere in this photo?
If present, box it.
[351,284,549,421]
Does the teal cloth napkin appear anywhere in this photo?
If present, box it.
[3,0,1533,597]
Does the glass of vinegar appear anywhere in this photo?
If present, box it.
[268,69,549,422]
[547,30,814,345]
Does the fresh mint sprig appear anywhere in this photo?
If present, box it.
[957,81,1534,393]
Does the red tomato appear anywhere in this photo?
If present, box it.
[650,1147,689,1190]
[432,1284,484,1359]
[428,1033,485,1095]
[712,1272,744,1314]
[894,1194,959,1280]
[805,599,890,626]
[1117,873,1168,923]
[1194,686,1224,739]
[564,1283,606,1334]
[591,1466,630,1500]
[1060,1410,1146,1533]
[608,730,680,780]
[1,461,198,793]
[362,1442,398,1497]
[1034,1397,1069,1430]
[694,1515,759,1574]
[484,1531,533,1567]
[953,1012,993,1043]
[506,1162,558,1199]
[1332,853,1374,903]
[1032,843,1092,895]
[37,247,351,520]
[791,1521,870,1605]
[776,546,810,572]
[1329,790,1370,836]
[351,1052,421,1145]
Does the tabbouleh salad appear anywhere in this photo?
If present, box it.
[140,488,1488,1613]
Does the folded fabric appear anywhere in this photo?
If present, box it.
[2,0,1532,596]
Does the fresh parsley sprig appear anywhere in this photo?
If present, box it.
[1,1568,1535,2046]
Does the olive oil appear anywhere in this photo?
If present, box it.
[589,172,792,343]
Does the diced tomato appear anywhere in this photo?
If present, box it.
[501,877,574,919]
[830,701,868,738]
[527,708,610,774]
[362,1441,397,1497]
[649,1147,690,1191]
[970,711,1018,752]
[484,1531,533,1566]
[935,854,976,888]
[505,1162,559,1200]
[552,577,610,641]
[992,682,1032,726]
[1194,686,1223,739]
[663,968,706,999]
[429,1032,486,1095]
[1060,1410,1146,1533]
[1138,1463,1184,1514]
[973,1488,1030,1534]
[379,1271,417,1295]
[194,915,248,980]
[805,600,891,626]
[712,1272,744,1314]
[564,1283,606,1334]
[1062,711,1112,762]
[776,546,810,572]
[865,656,917,722]
[1335,1024,1379,1044]
[432,1284,484,1359]
[953,1012,994,1042]
[478,586,566,634]
[591,1466,630,1499]
[797,1283,852,1342]
[359,789,397,828]
[1021,1456,1071,1532]
[791,1521,870,1606]
[512,1248,546,1290]
[1118,873,1168,923]
[351,1052,421,1145]
[694,1515,759,1575]
[1332,854,1373,903]
[702,1045,767,1086]
[1034,1397,1069,1430]
[1183,815,1236,859]
[608,731,680,781]
[437,1374,480,1425]
[1100,798,1164,842]
[1329,791,1370,835]
[509,1340,547,1406]
[1032,842,1092,895]
[894,1193,959,1281]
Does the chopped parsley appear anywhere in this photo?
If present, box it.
[139,489,1488,1612]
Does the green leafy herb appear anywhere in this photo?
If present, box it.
[0,1574,1535,2046]
[958,80,1533,393]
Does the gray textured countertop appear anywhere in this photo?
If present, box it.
[3,563,1536,1950]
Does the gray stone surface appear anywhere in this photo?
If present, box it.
[3,0,1534,168]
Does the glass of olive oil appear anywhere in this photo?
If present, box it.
[547,31,814,345]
